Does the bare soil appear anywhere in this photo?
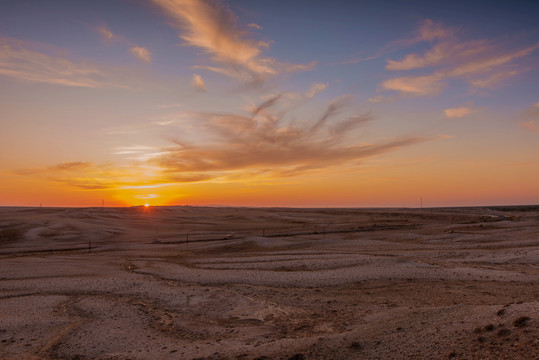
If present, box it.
[0,206,538,359]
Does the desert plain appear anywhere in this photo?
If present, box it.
[0,205,538,359]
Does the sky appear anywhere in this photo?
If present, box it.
[1,0,538,208]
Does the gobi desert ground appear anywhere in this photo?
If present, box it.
[0,206,538,359]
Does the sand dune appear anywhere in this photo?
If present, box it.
[0,206,538,359]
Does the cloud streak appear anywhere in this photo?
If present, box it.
[0,36,128,88]
[342,20,457,66]
[14,91,441,191]
[444,106,475,118]
[16,162,94,176]
[381,73,445,97]
[378,20,539,97]
[98,26,119,42]
[14,161,179,191]
[151,0,314,83]
[50,162,93,171]
[97,25,153,65]
[519,102,539,133]
[150,94,437,182]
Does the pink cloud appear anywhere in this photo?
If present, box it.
[379,20,538,98]
[151,94,437,182]
[0,36,127,88]
[192,73,206,91]
[444,106,476,118]
[130,45,152,63]
[151,0,314,82]
[381,73,445,97]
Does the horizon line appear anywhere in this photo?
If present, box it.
[1,204,538,210]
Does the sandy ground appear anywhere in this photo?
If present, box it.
[0,205,538,359]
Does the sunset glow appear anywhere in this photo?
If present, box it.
[1,1,538,207]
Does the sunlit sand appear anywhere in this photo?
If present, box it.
[0,206,538,359]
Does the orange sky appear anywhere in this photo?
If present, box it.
[1,1,538,207]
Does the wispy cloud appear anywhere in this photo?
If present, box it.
[520,121,539,133]
[50,162,93,171]
[151,0,315,83]
[0,36,128,88]
[113,145,157,155]
[247,23,263,30]
[16,161,94,176]
[97,25,152,64]
[14,92,442,190]
[15,160,175,191]
[448,45,538,77]
[381,73,445,97]
[342,20,456,66]
[385,40,486,71]
[444,106,476,118]
[98,25,119,43]
[519,102,539,133]
[102,112,190,135]
[135,194,159,199]
[306,83,327,98]
[469,69,522,89]
[341,54,379,65]
[130,45,152,63]
[150,93,438,182]
[415,19,455,42]
[157,103,183,109]
[368,94,395,103]
[192,73,206,91]
[378,20,538,98]
[240,82,328,118]
[113,145,168,161]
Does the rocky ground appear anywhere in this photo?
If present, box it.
[0,205,538,359]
